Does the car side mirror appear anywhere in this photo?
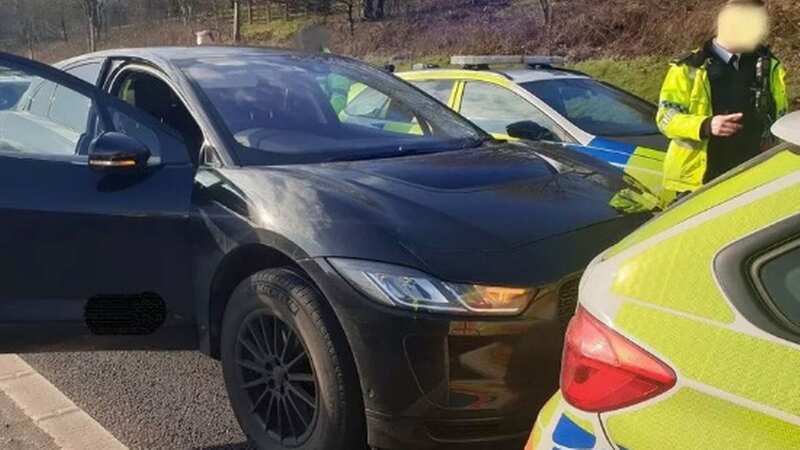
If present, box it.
[506,120,558,142]
[88,132,151,172]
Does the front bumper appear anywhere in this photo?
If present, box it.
[303,258,578,449]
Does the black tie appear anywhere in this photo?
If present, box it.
[730,54,739,70]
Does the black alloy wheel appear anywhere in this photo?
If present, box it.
[221,268,367,450]
[235,311,318,447]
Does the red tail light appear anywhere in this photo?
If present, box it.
[561,307,677,412]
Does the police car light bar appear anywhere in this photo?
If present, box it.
[524,56,568,67]
[451,55,567,69]
[412,63,441,70]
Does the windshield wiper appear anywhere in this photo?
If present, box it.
[323,147,440,163]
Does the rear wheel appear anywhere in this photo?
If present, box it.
[221,268,366,450]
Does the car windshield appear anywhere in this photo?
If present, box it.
[179,54,486,165]
[521,78,659,137]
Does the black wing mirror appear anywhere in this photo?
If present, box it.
[88,132,151,172]
[506,120,559,142]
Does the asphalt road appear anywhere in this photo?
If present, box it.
[21,351,255,450]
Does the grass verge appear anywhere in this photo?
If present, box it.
[572,56,799,109]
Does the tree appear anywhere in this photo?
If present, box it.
[539,0,552,25]
[338,0,357,35]
[362,0,384,20]
[8,0,44,58]
[175,0,198,24]
[76,0,105,52]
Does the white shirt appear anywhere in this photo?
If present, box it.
[712,39,741,70]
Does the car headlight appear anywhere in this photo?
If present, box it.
[329,258,536,316]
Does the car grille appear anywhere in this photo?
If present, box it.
[557,277,580,330]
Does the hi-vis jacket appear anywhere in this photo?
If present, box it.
[657,46,788,192]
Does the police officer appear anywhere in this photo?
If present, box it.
[657,0,789,196]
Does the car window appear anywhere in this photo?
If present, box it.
[65,62,103,85]
[409,79,455,105]
[26,79,57,117]
[459,81,569,141]
[0,61,175,160]
[0,63,89,156]
[110,70,203,162]
[758,244,800,330]
[522,79,660,137]
[343,84,391,119]
[49,84,93,132]
[180,55,485,165]
[341,83,420,134]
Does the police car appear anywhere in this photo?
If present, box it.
[396,56,670,200]
[527,111,800,450]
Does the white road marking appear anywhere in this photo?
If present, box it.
[0,354,127,450]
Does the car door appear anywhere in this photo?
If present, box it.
[0,53,197,353]
[457,80,572,142]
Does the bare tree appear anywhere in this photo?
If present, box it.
[362,0,385,20]
[176,0,198,24]
[539,0,552,25]
[76,0,104,51]
[9,0,42,58]
[338,0,357,36]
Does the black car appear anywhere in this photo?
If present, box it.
[0,48,649,450]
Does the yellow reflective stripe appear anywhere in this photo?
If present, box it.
[606,388,800,450]
[632,146,666,162]
[614,181,800,322]
[491,132,516,141]
[382,122,423,135]
[527,394,560,450]
[536,392,562,428]
[616,303,800,416]
[657,105,683,130]
[451,80,465,111]
[608,150,800,257]
[400,70,515,88]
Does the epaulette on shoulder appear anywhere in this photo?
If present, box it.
[673,48,708,68]
[757,45,778,60]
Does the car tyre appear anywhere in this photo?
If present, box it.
[221,268,366,450]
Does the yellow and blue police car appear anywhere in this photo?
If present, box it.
[527,110,800,449]
[396,56,670,200]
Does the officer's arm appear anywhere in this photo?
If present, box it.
[656,64,709,142]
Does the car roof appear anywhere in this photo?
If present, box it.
[772,111,800,146]
[89,46,307,59]
[399,67,590,85]
[58,46,349,70]
[498,68,590,83]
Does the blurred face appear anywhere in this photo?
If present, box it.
[716,4,770,53]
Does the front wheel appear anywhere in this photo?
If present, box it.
[221,268,366,450]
